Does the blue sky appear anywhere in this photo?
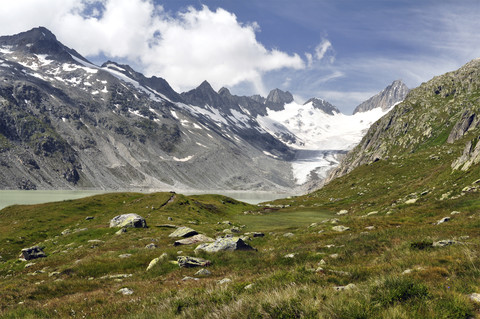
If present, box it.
[1,0,479,113]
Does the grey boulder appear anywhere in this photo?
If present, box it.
[109,214,147,228]
[195,237,255,253]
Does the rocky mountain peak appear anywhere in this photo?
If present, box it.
[0,26,85,63]
[266,88,293,104]
[304,98,340,115]
[265,89,294,111]
[218,87,232,97]
[353,80,409,114]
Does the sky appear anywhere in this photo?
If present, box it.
[0,0,480,113]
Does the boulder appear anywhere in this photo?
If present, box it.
[20,246,46,261]
[174,234,214,246]
[109,214,147,228]
[168,226,198,238]
[177,256,211,268]
[195,237,255,253]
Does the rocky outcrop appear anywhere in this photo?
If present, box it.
[195,237,254,253]
[304,98,340,115]
[451,138,480,171]
[109,214,147,228]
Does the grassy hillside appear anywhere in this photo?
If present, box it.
[1,184,480,318]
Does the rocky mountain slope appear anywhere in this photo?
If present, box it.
[353,79,409,114]
[328,58,480,183]
[0,27,405,191]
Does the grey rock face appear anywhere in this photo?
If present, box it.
[195,237,254,253]
[353,80,409,114]
[20,246,46,260]
[109,214,147,228]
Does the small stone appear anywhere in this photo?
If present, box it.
[115,228,127,235]
[284,253,295,258]
[194,268,211,277]
[177,256,211,268]
[318,259,326,265]
[167,217,173,221]
[283,232,295,238]
[402,269,413,275]
[469,293,480,303]
[119,254,132,258]
[367,211,379,216]
[24,262,36,268]
[332,225,350,232]
[244,283,254,290]
[61,229,71,236]
[333,283,356,291]
[329,254,339,259]
[435,217,451,225]
[405,198,418,204]
[48,271,61,277]
[330,218,340,224]
[450,211,461,215]
[182,276,199,281]
[145,243,157,249]
[20,246,46,261]
[432,239,458,247]
[365,226,375,230]
[337,210,348,216]
[85,216,94,220]
[252,232,265,238]
[146,254,167,271]
[309,223,318,228]
[217,278,232,285]
[117,288,134,295]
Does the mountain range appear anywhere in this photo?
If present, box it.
[0,27,408,191]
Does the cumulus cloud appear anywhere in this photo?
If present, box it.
[0,0,305,94]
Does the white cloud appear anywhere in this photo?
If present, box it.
[315,39,333,61]
[0,0,305,94]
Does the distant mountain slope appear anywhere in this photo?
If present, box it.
[0,27,406,190]
[353,80,409,114]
